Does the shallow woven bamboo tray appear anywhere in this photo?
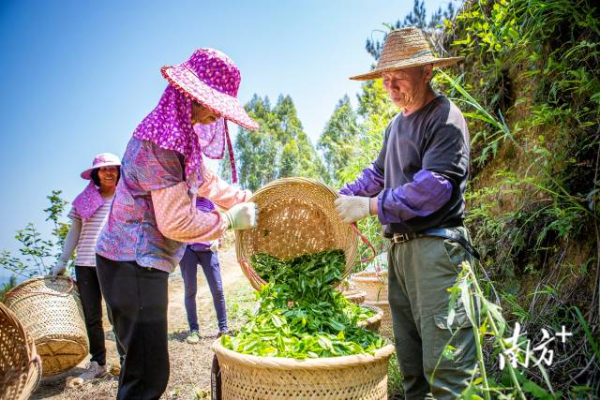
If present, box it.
[0,302,41,400]
[213,340,395,399]
[4,276,89,376]
[236,178,374,290]
[357,304,383,332]
[364,300,393,339]
[342,289,367,304]
[352,271,388,302]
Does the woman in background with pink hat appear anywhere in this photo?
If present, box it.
[52,153,122,381]
[95,48,259,400]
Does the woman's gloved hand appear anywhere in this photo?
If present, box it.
[223,202,258,230]
[50,259,67,277]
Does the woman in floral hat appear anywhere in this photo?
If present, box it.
[95,48,259,400]
[52,153,122,381]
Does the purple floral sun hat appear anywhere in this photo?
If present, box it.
[134,48,258,185]
[80,153,121,180]
[162,48,258,131]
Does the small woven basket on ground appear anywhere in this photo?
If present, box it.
[4,276,89,376]
[364,300,394,339]
[352,270,388,302]
[235,178,374,290]
[357,304,383,332]
[213,340,395,400]
[0,302,41,400]
[342,289,367,304]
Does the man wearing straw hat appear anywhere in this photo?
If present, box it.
[335,27,477,399]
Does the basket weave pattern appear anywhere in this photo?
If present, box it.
[0,302,41,400]
[235,178,359,290]
[353,272,394,338]
[213,341,395,400]
[4,277,89,376]
[352,271,388,302]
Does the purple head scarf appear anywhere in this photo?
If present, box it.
[72,182,106,221]
[133,85,236,185]
[133,47,256,186]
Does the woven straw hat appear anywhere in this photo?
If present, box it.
[350,27,463,81]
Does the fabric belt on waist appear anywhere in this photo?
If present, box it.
[390,228,481,260]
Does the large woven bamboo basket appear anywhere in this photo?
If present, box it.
[235,178,374,290]
[213,340,395,399]
[352,271,388,302]
[4,276,89,376]
[0,302,41,400]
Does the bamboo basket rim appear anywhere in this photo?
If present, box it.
[212,340,395,370]
[352,270,388,279]
[364,299,390,306]
[342,288,367,304]
[4,276,75,301]
[357,304,383,328]
[342,288,367,297]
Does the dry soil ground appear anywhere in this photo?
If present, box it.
[30,247,256,400]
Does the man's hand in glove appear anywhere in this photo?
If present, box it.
[223,202,258,230]
[334,195,374,223]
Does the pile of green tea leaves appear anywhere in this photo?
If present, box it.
[221,250,386,358]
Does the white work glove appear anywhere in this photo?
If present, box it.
[334,195,371,223]
[223,202,258,230]
[210,240,219,252]
[50,259,67,277]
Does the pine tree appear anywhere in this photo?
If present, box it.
[230,94,327,191]
[317,95,362,185]
[365,0,456,61]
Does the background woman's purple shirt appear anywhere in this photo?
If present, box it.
[188,197,216,251]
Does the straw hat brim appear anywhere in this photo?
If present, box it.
[349,55,464,81]
[80,161,121,180]
[162,66,259,131]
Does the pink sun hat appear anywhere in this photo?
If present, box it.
[80,153,121,180]
[161,48,258,131]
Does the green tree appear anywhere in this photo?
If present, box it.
[318,95,362,185]
[0,190,70,279]
[233,95,278,190]
[365,0,456,61]
[231,94,327,191]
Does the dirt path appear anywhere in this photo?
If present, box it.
[30,247,255,400]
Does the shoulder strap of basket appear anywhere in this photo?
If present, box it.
[239,259,266,291]
[350,223,377,265]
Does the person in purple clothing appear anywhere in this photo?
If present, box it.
[180,197,229,344]
[95,48,259,400]
[335,28,478,400]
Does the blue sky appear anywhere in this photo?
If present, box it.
[0,0,452,280]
